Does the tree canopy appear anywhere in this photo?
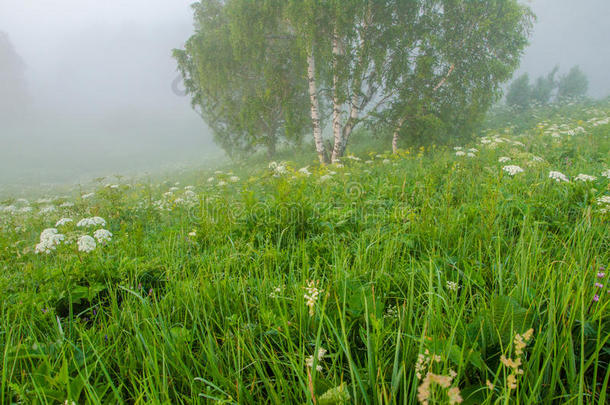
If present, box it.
[173,1,310,157]
[176,0,535,161]
[0,31,28,121]
[557,65,589,100]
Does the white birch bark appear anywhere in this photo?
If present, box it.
[307,48,326,164]
[392,116,407,154]
[331,29,343,163]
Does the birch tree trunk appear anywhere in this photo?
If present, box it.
[307,48,327,164]
[392,116,407,154]
[330,30,343,164]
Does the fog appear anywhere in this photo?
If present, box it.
[1,0,609,188]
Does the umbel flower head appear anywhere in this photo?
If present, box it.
[549,171,569,183]
[502,165,524,176]
[93,229,113,244]
[77,235,97,253]
[35,228,65,254]
[77,217,106,228]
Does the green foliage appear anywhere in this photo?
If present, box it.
[506,73,532,109]
[558,65,589,100]
[174,0,310,157]
[389,0,535,146]
[177,0,535,160]
[1,102,609,402]
[531,66,559,105]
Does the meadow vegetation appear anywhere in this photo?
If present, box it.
[0,101,609,403]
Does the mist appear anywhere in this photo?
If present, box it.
[1,0,608,188]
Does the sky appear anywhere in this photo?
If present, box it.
[0,0,609,187]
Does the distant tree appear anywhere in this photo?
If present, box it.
[178,1,534,161]
[557,66,588,100]
[0,31,28,120]
[174,1,310,158]
[506,73,531,109]
[531,66,558,105]
[283,0,535,159]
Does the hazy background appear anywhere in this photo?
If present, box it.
[1,0,609,187]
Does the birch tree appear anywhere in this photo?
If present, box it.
[174,0,310,158]
[284,0,534,158]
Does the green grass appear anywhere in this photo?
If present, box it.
[0,102,609,404]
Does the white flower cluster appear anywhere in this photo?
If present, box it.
[503,165,524,176]
[93,229,113,245]
[597,196,610,214]
[498,157,511,163]
[602,169,610,179]
[269,161,288,176]
[574,174,597,182]
[549,171,569,183]
[35,228,65,254]
[304,280,322,316]
[39,205,57,214]
[305,347,327,372]
[78,235,97,253]
[34,215,111,254]
[77,217,107,228]
[298,166,311,176]
[55,218,73,227]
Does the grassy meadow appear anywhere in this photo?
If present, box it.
[1,102,609,404]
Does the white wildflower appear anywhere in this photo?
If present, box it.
[306,347,327,372]
[217,180,227,187]
[77,235,97,253]
[304,280,322,316]
[55,218,73,227]
[601,169,610,179]
[446,281,459,291]
[77,217,107,228]
[229,176,240,183]
[455,151,466,156]
[498,157,511,163]
[503,165,524,176]
[81,192,95,200]
[575,174,597,182]
[93,229,113,244]
[269,286,282,298]
[549,171,569,183]
[60,202,74,208]
[39,206,56,214]
[35,228,65,254]
[298,166,312,176]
